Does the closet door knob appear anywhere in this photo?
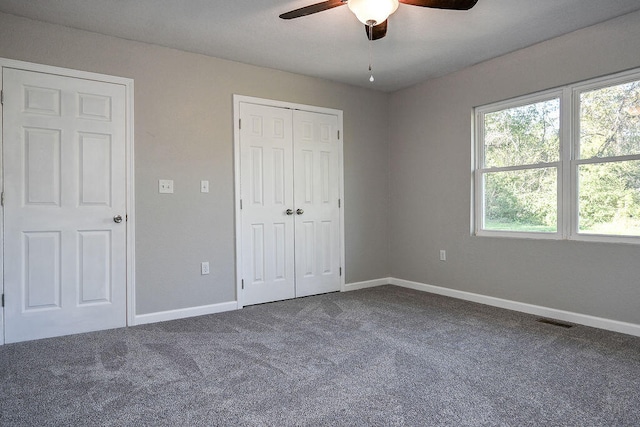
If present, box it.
[286,209,294,215]
[296,209,304,215]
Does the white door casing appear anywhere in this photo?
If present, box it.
[2,64,133,344]
[235,96,344,307]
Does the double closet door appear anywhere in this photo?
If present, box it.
[239,101,342,306]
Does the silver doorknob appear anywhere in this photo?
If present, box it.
[113,215,123,223]
[296,209,304,215]
[286,209,294,215]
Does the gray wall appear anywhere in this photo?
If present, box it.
[389,11,640,325]
[0,12,391,315]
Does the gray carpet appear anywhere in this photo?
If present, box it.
[1,285,639,426]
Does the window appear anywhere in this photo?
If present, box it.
[576,79,640,236]
[475,69,640,243]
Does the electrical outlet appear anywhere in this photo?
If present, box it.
[201,262,210,275]
[200,180,209,193]
[439,250,447,261]
[159,179,174,194]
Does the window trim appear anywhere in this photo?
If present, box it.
[474,67,640,244]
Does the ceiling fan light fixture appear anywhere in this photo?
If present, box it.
[348,0,399,26]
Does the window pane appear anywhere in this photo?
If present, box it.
[483,168,557,232]
[580,80,640,159]
[578,160,640,236]
[484,98,560,168]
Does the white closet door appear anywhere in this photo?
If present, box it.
[3,68,127,343]
[293,110,341,297]
[239,103,296,305]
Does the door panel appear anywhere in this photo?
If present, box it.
[24,231,61,310]
[3,68,127,343]
[24,128,61,205]
[78,230,112,304]
[293,110,341,298]
[240,103,295,305]
[79,133,113,206]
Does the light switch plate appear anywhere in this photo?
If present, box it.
[201,180,209,193]
[159,179,174,194]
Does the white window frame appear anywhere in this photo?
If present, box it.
[474,67,640,244]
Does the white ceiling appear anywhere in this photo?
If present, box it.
[1,0,640,92]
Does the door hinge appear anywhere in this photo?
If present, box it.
[1,294,4,308]
[339,267,342,277]
[241,279,244,290]
[337,130,340,140]
[1,90,3,105]
[338,198,341,208]
[1,192,4,206]
[126,214,128,222]
[240,199,243,209]
[239,118,242,129]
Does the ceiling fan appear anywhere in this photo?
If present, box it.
[280,0,479,41]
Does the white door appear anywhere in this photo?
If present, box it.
[239,102,341,305]
[239,102,296,305]
[293,110,341,297]
[3,68,127,343]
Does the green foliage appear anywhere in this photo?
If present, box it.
[580,81,640,158]
[481,79,640,235]
[579,161,640,234]
[484,98,559,168]
[484,221,556,233]
[485,168,557,230]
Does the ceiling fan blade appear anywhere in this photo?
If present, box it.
[279,0,347,19]
[398,0,478,10]
[365,20,388,41]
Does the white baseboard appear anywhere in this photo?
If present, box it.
[390,278,640,338]
[132,301,238,326]
[344,278,391,292]
[127,278,640,338]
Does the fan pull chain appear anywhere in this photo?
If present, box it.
[368,21,374,82]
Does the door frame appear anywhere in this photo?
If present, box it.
[0,58,135,345]
[233,95,345,308]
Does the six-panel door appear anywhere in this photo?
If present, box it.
[3,68,127,343]
[293,110,341,298]
[240,103,296,305]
